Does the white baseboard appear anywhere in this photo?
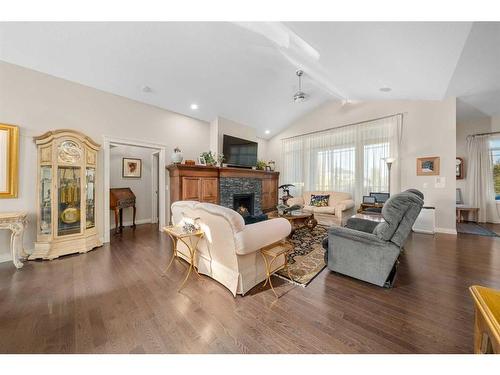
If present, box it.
[0,253,12,264]
[110,218,153,230]
[434,227,457,235]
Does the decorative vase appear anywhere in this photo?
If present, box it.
[171,151,183,164]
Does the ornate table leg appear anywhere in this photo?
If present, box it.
[10,222,25,269]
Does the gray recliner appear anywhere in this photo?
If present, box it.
[322,189,424,287]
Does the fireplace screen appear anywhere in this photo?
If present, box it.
[233,193,255,217]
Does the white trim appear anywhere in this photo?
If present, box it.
[0,253,12,264]
[434,227,458,235]
[110,218,153,230]
[151,151,160,224]
[103,135,166,243]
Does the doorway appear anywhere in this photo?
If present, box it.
[103,136,166,243]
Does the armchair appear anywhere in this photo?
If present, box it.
[323,189,424,287]
[171,201,291,296]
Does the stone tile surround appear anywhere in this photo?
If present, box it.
[219,177,262,215]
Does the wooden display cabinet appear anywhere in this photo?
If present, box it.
[30,130,102,260]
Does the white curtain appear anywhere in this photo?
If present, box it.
[281,114,402,204]
[467,135,500,223]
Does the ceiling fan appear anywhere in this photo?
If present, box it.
[233,22,347,102]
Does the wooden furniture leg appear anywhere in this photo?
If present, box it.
[132,205,137,229]
[114,208,120,234]
[119,208,123,233]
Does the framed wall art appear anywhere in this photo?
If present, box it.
[122,157,142,178]
[416,156,440,176]
[0,123,19,198]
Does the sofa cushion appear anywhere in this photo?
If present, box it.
[312,206,336,214]
[310,194,330,207]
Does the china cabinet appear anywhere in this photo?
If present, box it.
[30,130,102,260]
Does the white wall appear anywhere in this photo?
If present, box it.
[456,116,491,203]
[110,145,155,228]
[267,99,457,233]
[0,61,210,263]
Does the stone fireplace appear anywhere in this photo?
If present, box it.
[219,177,262,215]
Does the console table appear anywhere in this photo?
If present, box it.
[0,212,28,269]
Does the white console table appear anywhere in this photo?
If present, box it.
[0,212,28,269]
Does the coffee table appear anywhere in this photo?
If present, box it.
[279,210,317,236]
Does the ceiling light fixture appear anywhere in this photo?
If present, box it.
[265,130,270,134]
[379,87,392,92]
[190,103,199,110]
[293,70,307,103]
[141,85,152,93]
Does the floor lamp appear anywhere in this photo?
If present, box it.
[384,157,396,195]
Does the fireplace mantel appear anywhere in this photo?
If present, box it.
[167,164,279,212]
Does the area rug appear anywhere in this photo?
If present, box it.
[276,225,328,286]
[457,222,499,237]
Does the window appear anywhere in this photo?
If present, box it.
[281,115,401,203]
[489,138,500,200]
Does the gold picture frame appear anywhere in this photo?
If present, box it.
[0,123,19,198]
[416,156,440,176]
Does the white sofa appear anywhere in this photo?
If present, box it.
[170,201,291,296]
[287,191,355,226]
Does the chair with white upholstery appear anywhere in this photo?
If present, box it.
[170,201,292,296]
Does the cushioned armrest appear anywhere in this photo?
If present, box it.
[235,218,292,255]
[327,225,386,246]
[334,199,355,211]
[286,197,304,207]
[346,217,380,233]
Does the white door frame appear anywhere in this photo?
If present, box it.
[103,135,166,243]
[151,151,160,224]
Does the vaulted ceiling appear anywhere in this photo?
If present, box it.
[0,22,498,136]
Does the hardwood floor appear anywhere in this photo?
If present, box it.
[1,223,500,353]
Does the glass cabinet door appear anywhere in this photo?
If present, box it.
[57,166,81,236]
[39,166,52,235]
[86,167,95,229]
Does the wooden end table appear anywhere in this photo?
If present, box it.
[279,211,317,237]
[469,285,500,354]
[260,240,294,298]
[456,206,479,223]
[163,225,204,292]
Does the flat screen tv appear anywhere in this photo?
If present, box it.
[222,134,258,168]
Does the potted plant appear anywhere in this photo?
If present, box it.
[200,151,224,167]
[256,160,267,170]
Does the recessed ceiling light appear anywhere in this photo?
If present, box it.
[190,103,199,110]
[141,85,152,93]
[265,130,270,134]
[379,87,392,92]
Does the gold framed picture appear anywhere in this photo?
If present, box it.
[0,123,19,198]
[122,158,142,178]
[416,156,440,176]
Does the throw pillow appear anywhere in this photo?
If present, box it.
[310,194,330,207]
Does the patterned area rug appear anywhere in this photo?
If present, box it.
[276,225,328,286]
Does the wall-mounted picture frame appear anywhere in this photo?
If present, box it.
[456,157,464,179]
[122,158,142,178]
[416,156,440,176]
[197,156,206,166]
[0,123,19,198]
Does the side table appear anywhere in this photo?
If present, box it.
[260,240,294,298]
[163,225,204,292]
[0,212,28,269]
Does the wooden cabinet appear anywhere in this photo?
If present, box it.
[30,130,102,260]
[261,177,278,212]
[167,164,278,212]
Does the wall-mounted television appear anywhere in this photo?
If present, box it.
[222,134,258,168]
